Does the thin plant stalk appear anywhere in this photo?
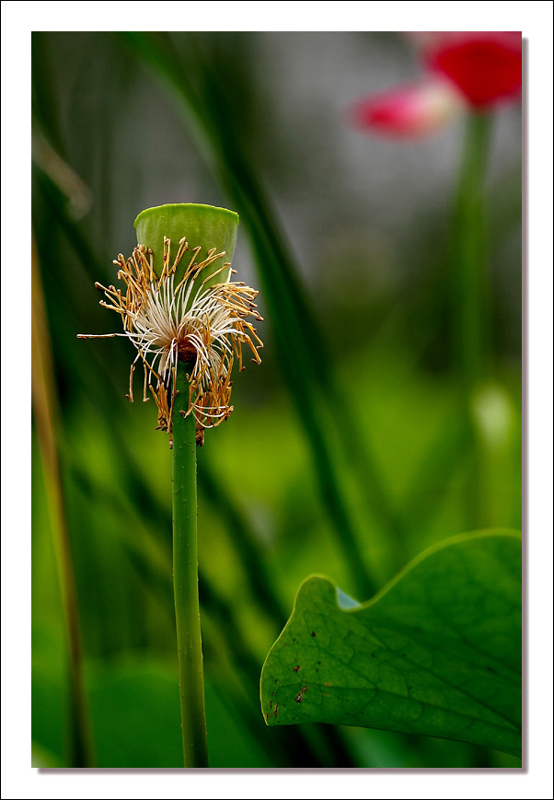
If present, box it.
[32,237,95,767]
[453,110,493,529]
[172,366,208,768]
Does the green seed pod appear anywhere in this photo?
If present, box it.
[134,202,239,292]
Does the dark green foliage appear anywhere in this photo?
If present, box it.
[261,532,521,756]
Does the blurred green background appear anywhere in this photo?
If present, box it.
[32,31,521,768]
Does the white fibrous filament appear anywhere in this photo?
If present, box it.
[79,237,263,438]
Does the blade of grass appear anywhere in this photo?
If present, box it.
[119,31,399,595]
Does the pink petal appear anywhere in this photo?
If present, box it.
[350,80,464,138]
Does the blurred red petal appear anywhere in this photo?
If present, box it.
[350,81,464,138]
[426,32,522,108]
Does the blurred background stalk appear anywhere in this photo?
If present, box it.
[452,111,493,529]
[32,237,95,767]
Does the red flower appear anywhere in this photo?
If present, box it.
[425,32,522,108]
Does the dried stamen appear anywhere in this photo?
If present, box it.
[79,238,263,438]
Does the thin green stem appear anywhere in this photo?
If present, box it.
[172,366,208,768]
[453,110,493,528]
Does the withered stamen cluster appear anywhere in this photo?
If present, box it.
[78,237,263,439]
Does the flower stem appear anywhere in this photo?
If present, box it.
[172,366,208,768]
[453,110,493,527]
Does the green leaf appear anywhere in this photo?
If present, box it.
[260,531,522,757]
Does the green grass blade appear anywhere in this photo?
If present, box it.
[118,31,403,595]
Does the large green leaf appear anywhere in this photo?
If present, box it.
[261,531,522,757]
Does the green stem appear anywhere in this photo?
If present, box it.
[453,110,493,528]
[172,366,208,768]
